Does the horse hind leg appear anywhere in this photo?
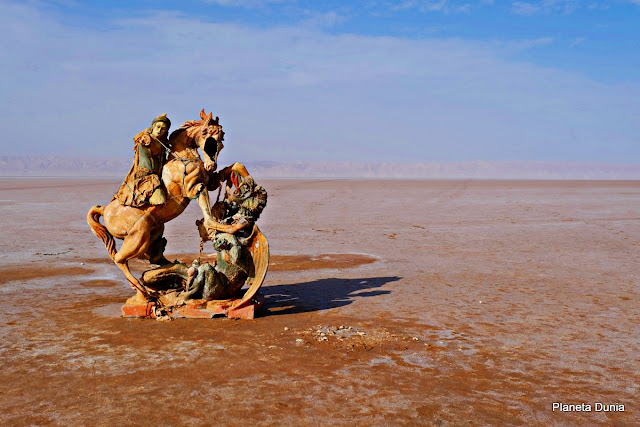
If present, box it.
[114,214,155,300]
[144,223,170,265]
[115,259,148,301]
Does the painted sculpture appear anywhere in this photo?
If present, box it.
[87,109,269,319]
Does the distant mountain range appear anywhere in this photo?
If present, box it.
[1,156,639,179]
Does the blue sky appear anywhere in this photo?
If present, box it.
[1,0,639,163]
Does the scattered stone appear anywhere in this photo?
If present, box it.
[284,327,289,331]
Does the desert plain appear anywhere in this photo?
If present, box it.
[0,177,638,425]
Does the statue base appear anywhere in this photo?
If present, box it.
[121,292,264,320]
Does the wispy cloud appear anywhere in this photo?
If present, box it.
[300,10,347,28]
[511,2,540,15]
[1,2,638,163]
[587,2,610,10]
[570,37,585,47]
[390,0,473,14]
[511,0,583,15]
[502,37,555,50]
[204,0,289,7]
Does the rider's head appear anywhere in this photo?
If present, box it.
[150,114,171,140]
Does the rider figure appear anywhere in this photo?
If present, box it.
[115,114,171,207]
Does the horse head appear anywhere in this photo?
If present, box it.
[195,109,225,172]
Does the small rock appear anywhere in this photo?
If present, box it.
[284,327,289,331]
[412,337,419,341]
[295,338,304,346]
[80,262,85,265]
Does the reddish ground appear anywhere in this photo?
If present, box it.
[0,177,638,425]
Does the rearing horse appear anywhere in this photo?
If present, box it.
[87,109,224,299]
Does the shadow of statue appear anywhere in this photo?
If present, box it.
[261,276,401,316]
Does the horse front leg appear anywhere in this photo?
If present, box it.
[182,160,213,222]
[197,189,213,222]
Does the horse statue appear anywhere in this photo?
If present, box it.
[87,109,225,300]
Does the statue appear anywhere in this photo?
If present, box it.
[87,109,270,319]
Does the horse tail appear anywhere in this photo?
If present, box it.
[87,205,117,260]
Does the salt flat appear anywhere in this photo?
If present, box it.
[0,178,638,425]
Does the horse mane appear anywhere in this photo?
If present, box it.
[168,120,204,147]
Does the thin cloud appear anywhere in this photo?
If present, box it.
[457,3,472,13]
[511,0,583,15]
[300,10,347,28]
[390,0,472,14]
[203,0,289,7]
[570,37,585,47]
[1,3,638,163]
[511,2,540,15]
[502,37,555,50]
